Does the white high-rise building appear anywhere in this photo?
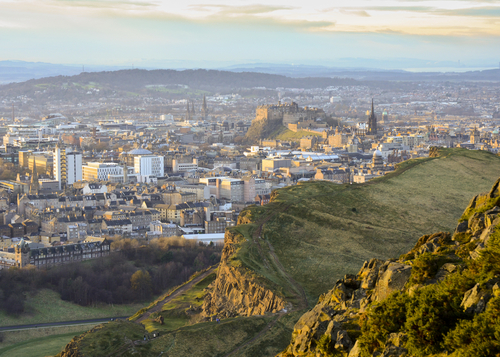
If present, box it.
[82,162,137,183]
[134,155,164,177]
[53,146,82,190]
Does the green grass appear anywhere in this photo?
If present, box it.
[0,329,88,357]
[229,148,500,302]
[63,314,296,357]
[273,127,323,141]
[0,289,146,327]
[141,272,217,333]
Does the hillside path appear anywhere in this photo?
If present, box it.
[134,265,218,325]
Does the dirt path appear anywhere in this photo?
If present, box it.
[134,265,218,325]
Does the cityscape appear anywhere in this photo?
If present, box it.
[0,1,500,356]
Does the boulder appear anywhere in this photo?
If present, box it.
[348,340,362,357]
[461,283,490,313]
[374,262,412,301]
[358,258,384,290]
[334,330,353,350]
[434,263,457,281]
[455,220,468,234]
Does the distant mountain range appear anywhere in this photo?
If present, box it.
[1,60,499,85]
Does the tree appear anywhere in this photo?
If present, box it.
[130,270,152,301]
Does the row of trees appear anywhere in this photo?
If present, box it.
[0,238,222,315]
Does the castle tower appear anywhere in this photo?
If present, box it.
[368,99,377,136]
[30,158,39,195]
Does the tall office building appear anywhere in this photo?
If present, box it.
[134,155,164,178]
[53,145,82,190]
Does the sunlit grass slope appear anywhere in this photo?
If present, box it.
[234,148,500,302]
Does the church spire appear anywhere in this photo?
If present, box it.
[368,98,377,136]
[30,158,39,195]
[186,101,191,121]
[202,95,208,119]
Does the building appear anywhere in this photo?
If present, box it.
[371,150,384,170]
[262,158,292,172]
[82,162,122,181]
[134,155,164,177]
[53,146,82,189]
[219,178,244,202]
[205,217,229,234]
[28,154,53,176]
[172,158,198,173]
[150,221,178,237]
[82,183,108,194]
[254,101,326,126]
[0,238,111,269]
[328,127,349,148]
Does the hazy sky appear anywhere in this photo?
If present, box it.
[1,0,499,68]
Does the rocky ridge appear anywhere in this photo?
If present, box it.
[202,227,286,318]
[278,178,500,357]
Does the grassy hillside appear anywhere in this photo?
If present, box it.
[232,148,500,302]
[272,127,323,141]
[0,327,89,357]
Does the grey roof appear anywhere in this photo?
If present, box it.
[128,148,152,155]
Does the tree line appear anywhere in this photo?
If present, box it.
[0,238,222,315]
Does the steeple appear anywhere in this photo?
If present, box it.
[368,98,377,136]
[30,158,39,195]
[201,95,208,119]
[186,102,191,121]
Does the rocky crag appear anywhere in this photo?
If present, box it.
[202,225,287,318]
[278,178,500,357]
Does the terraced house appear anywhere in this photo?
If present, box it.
[0,237,111,269]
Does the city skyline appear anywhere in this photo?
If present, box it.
[1,0,500,69]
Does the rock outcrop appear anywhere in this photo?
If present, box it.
[279,178,500,357]
[202,228,286,318]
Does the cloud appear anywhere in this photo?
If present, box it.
[0,20,28,29]
[189,4,296,16]
[50,0,158,10]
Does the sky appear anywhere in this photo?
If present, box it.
[1,0,500,69]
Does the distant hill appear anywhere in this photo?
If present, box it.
[0,68,359,101]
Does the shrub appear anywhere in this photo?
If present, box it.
[405,285,466,356]
[358,292,410,357]
[408,253,439,285]
[443,296,500,356]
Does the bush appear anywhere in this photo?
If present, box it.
[405,285,466,356]
[408,253,439,285]
[443,296,500,356]
[358,292,410,356]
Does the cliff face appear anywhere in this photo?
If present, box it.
[278,178,500,357]
[202,228,286,318]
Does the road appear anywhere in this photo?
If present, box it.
[0,316,130,332]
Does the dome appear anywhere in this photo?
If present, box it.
[128,148,152,155]
[373,150,383,157]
